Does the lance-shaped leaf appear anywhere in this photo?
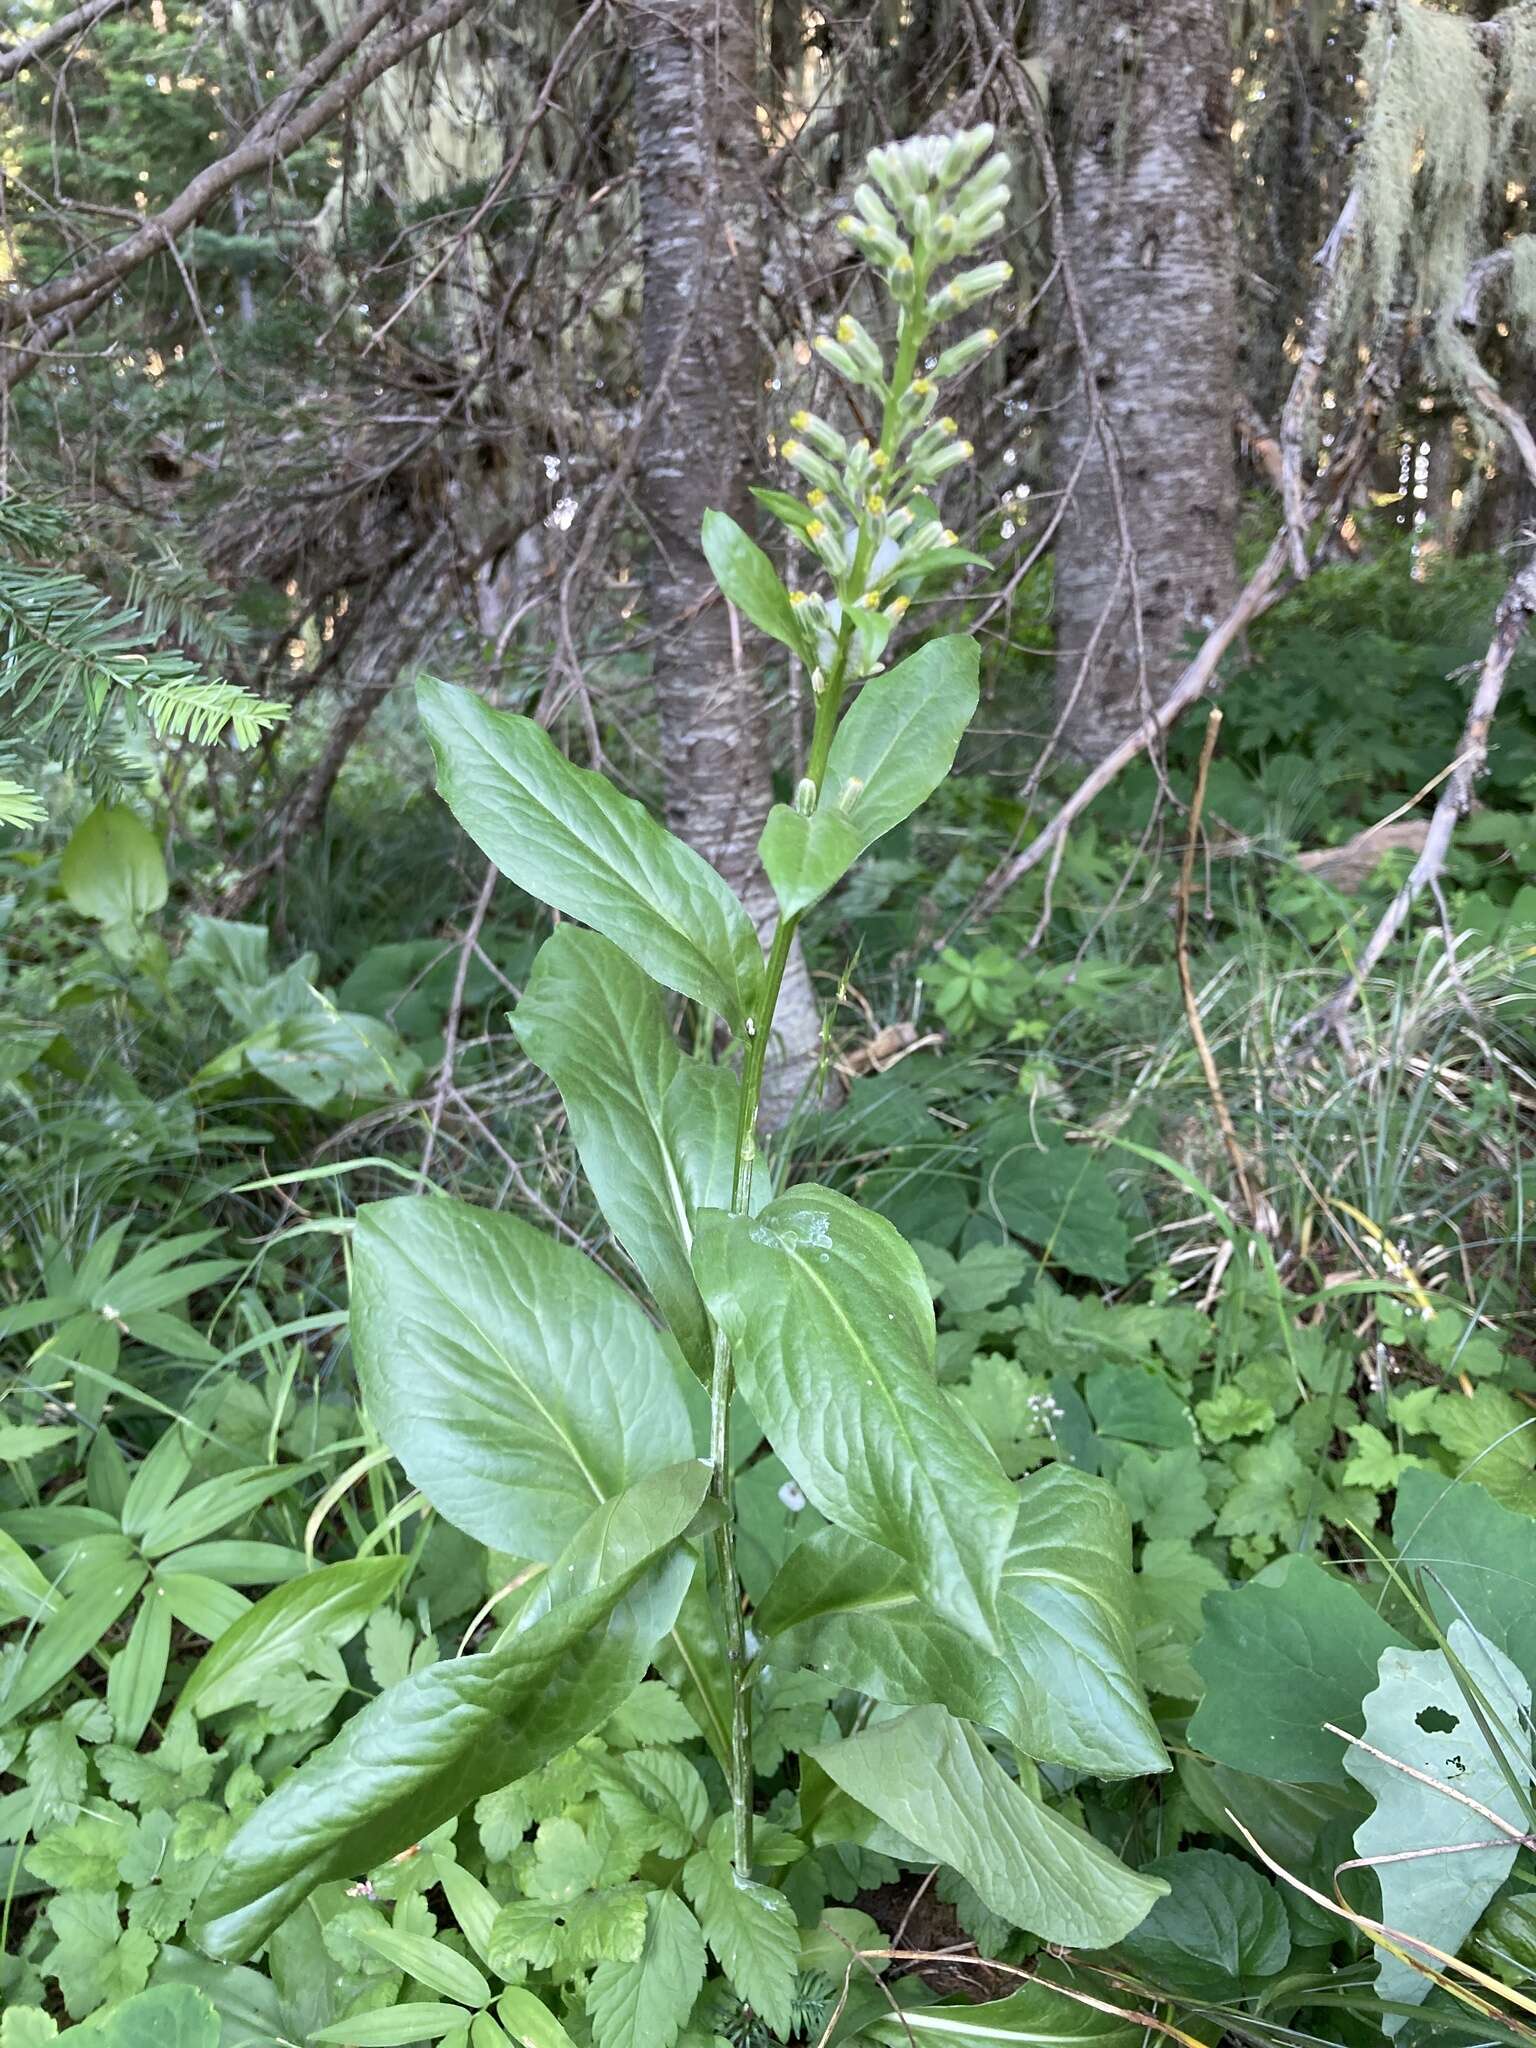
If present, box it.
[190,1471,705,1961]
[514,928,739,1375]
[353,1196,693,1560]
[702,509,805,656]
[175,1558,408,1720]
[760,637,979,918]
[693,1186,1016,1651]
[1345,1621,1532,2032]
[808,1706,1165,1948]
[867,1984,1139,2048]
[758,1467,1164,1778]
[418,677,762,1031]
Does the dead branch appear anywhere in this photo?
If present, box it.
[1293,553,1536,1045]
[0,0,479,393]
[0,0,137,83]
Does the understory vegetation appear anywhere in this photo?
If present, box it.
[5,534,1536,2046]
[5,1,1536,2044]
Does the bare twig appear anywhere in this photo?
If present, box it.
[419,859,500,1188]
[1295,554,1536,1044]
[1174,708,1262,1223]
[0,0,136,82]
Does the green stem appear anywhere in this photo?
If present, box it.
[708,288,929,1880]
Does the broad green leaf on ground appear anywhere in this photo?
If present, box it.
[1393,1468,1536,1685]
[979,1117,1129,1285]
[867,1984,1139,2048]
[60,804,168,927]
[694,1186,1017,1650]
[191,1536,695,1960]
[759,637,979,917]
[514,928,739,1373]
[354,1196,693,1559]
[1115,1849,1289,2000]
[1345,1621,1532,2031]
[1189,1554,1409,1786]
[1417,1385,1536,1511]
[585,1887,706,2048]
[176,1559,407,1720]
[418,678,762,1030]
[701,509,804,654]
[759,1468,1164,1777]
[70,1984,219,2048]
[683,1831,799,2036]
[808,1705,1165,1947]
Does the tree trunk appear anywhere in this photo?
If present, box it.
[1042,0,1239,763]
[628,0,831,1124]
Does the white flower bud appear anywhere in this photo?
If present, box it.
[932,327,1000,379]
[941,125,995,186]
[794,776,818,815]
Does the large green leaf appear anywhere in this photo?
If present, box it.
[175,1558,408,1720]
[759,637,980,918]
[417,677,762,1030]
[353,1196,694,1560]
[759,1468,1163,1777]
[1115,1849,1290,2000]
[514,928,739,1374]
[59,804,168,927]
[1345,1621,1531,2031]
[866,1985,1139,2048]
[701,509,804,656]
[980,1116,1130,1286]
[1188,1554,1409,1786]
[693,1186,1017,1651]
[808,1706,1165,1947]
[1393,1467,1536,1685]
[190,1494,700,1961]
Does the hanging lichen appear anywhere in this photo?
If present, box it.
[1353,3,1496,327]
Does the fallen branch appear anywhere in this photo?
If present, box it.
[1293,553,1536,1045]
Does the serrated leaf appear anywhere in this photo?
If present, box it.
[603,1681,698,1749]
[71,1984,220,2048]
[759,637,979,918]
[1189,1554,1410,1786]
[1345,1621,1532,2030]
[586,1888,706,2048]
[488,1898,562,1976]
[514,928,739,1374]
[693,1186,1017,1651]
[683,1843,799,2035]
[808,1706,1164,1947]
[353,1196,694,1559]
[418,677,762,1030]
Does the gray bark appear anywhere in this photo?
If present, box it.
[1042,0,1239,763]
[629,0,830,1121]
